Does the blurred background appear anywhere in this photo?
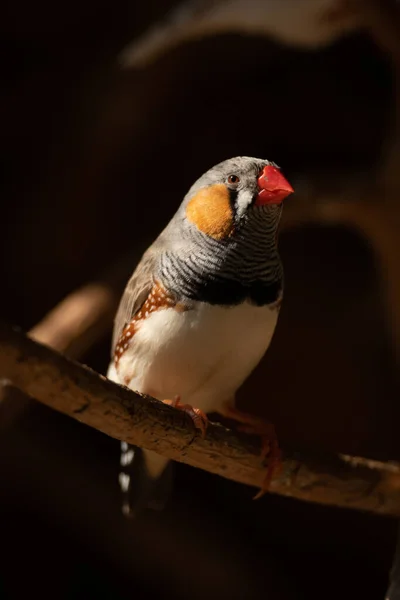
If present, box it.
[1,0,400,598]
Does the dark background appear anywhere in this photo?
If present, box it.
[1,1,399,598]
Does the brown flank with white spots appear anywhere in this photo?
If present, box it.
[114,282,188,369]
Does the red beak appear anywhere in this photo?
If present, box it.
[255,165,294,206]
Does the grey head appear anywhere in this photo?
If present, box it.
[157,156,294,305]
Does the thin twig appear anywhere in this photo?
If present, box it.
[0,320,400,516]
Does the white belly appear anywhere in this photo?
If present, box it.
[111,301,279,414]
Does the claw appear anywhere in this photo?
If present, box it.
[163,395,208,438]
[218,404,282,499]
[253,435,281,500]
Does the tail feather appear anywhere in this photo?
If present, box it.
[107,361,174,517]
[119,443,173,517]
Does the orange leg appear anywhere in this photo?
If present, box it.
[218,404,281,499]
[163,396,208,438]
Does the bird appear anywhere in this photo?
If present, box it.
[119,0,363,69]
[107,156,294,516]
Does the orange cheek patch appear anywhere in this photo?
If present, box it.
[185,184,234,240]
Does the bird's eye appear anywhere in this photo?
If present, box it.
[227,174,240,185]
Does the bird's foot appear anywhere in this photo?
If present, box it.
[163,395,208,438]
[218,405,281,499]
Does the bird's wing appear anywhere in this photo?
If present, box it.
[111,247,158,355]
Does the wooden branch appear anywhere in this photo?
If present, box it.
[0,282,116,428]
[0,283,117,428]
[1,321,400,516]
